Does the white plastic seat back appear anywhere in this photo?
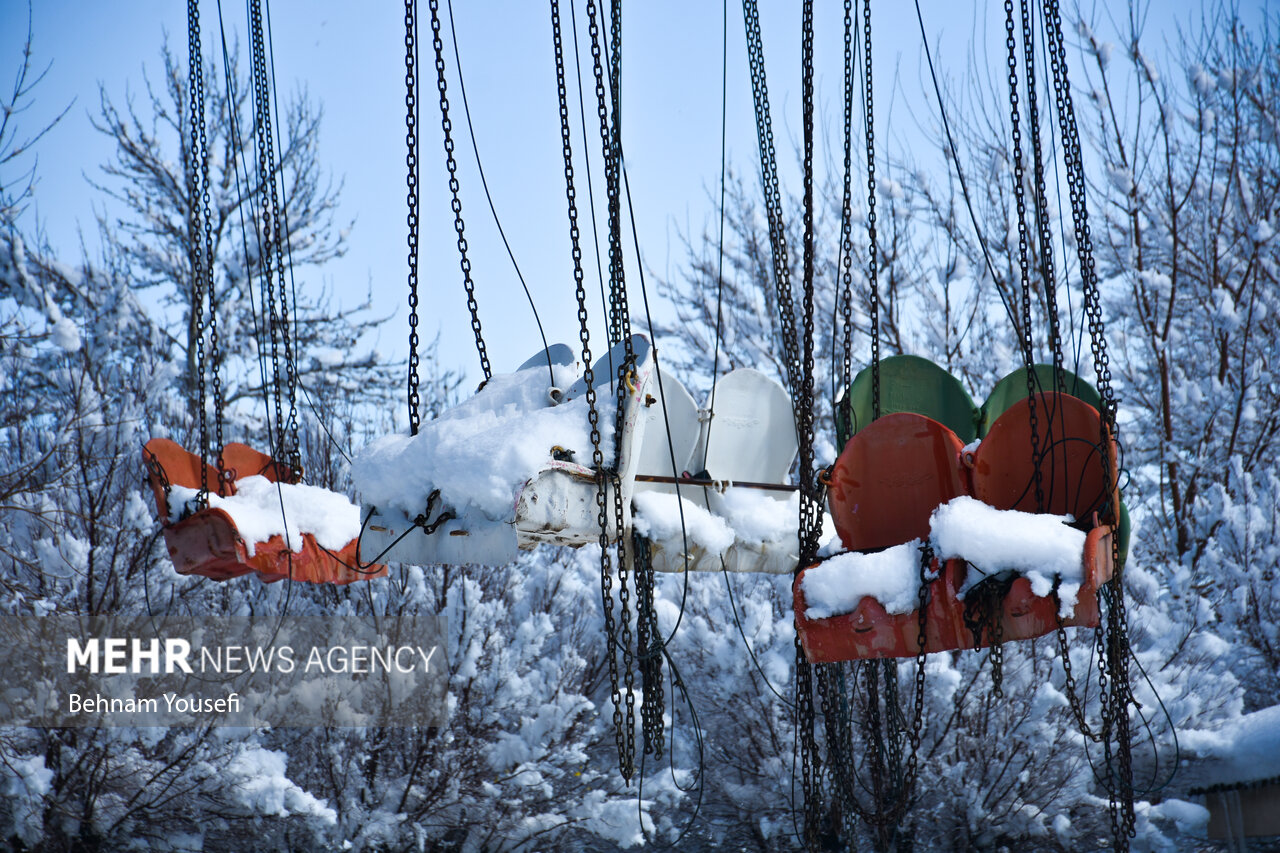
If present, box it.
[633,368,700,495]
[564,336,653,402]
[691,368,797,484]
[516,343,576,373]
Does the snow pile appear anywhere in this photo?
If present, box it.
[632,488,811,558]
[1180,704,1280,788]
[224,748,337,824]
[632,492,735,556]
[801,496,1087,620]
[802,541,929,619]
[717,488,800,543]
[351,363,605,521]
[168,476,362,555]
[932,496,1086,615]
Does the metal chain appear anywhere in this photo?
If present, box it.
[838,0,855,406]
[187,0,210,505]
[428,0,491,383]
[1044,2,1133,844]
[863,0,881,420]
[1020,0,1065,389]
[742,0,802,403]
[633,533,664,758]
[1005,0,1045,514]
[249,0,301,476]
[586,0,629,352]
[405,0,422,434]
[550,0,630,783]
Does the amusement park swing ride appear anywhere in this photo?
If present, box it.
[142,0,1145,848]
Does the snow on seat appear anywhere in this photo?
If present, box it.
[353,335,656,566]
[142,438,383,584]
[642,368,803,574]
[794,497,1115,661]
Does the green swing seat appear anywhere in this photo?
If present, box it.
[836,354,980,450]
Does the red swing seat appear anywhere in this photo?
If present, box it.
[142,438,384,584]
[795,394,1117,662]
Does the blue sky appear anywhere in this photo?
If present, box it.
[0,0,1235,393]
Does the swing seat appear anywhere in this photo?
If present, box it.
[357,336,657,566]
[793,524,1114,662]
[642,369,801,574]
[143,438,384,584]
[978,364,1103,437]
[836,355,980,450]
[827,412,969,552]
[969,392,1117,523]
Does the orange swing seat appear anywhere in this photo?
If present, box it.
[142,437,384,584]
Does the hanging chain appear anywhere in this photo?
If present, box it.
[405,0,422,434]
[1044,1,1133,845]
[248,0,301,476]
[589,0,638,773]
[838,0,856,409]
[863,0,881,420]
[187,0,210,505]
[428,0,491,383]
[1005,0,1045,513]
[1021,0,1065,389]
[634,532,665,758]
[550,0,631,783]
[742,0,802,403]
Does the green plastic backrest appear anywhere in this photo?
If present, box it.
[836,354,980,449]
[1117,500,1131,569]
[979,364,1103,437]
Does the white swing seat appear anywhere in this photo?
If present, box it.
[641,368,802,574]
[356,336,654,567]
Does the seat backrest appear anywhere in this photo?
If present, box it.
[633,368,700,495]
[690,368,796,485]
[142,437,224,516]
[827,413,968,551]
[979,364,1102,437]
[563,334,653,402]
[838,355,979,450]
[971,391,1115,522]
[220,443,286,484]
[516,343,576,374]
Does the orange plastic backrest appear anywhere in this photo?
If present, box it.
[827,413,969,552]
[970,392,1116,522]
[142,438,226,515]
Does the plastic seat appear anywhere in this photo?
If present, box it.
[143,438,383,584]
[837,354,979,450]
[794,557,969,661]
[827,413,969,552]
[690,368,798,486]
[795,526,1115,662]
[979,364,1103,437]
[969,392,1116,522]
[632,368,701,496]
[358,335,657,566]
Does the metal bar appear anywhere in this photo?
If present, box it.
[633,474,798,492]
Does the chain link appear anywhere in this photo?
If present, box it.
[187,0,210,505]
[550,0,631,783]
[405,0,422,434]
[742,0,802,403]
[863,0,881,420]
[1043,1,1133,844]
[428,0,491,383]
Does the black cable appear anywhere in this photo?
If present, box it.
[444,0,554,388]
[567,0,612,347]
[701,0,729,474]
[912,0,1020,332]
